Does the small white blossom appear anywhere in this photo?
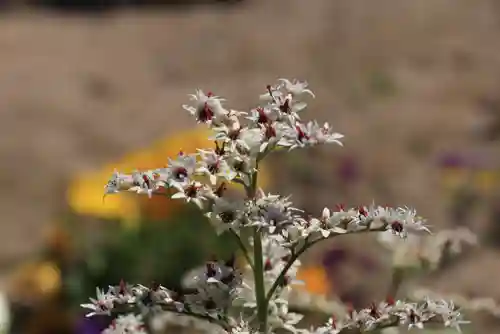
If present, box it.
[196,148,237,185]
[171,180,208,209]
[278,121,343,150]
[166,152,198,187]
[278,79,316,98]
[103,169,135,198]
[81,287,114,317]
[206,197,246,234]
[183,90,228,125]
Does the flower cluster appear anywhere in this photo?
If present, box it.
[103,314,147,334]
[310,297,469,334]
[82,79,469,334]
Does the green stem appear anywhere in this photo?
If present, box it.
[253,227,268,333]
[247,163,268,332]
[249,164,259,198]
[387,267,405,299]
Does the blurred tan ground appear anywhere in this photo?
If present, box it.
[1,0,500,305]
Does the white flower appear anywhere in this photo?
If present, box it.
[259,121,289,154]
[387,207,431,239]
[103,169,135,197]
[229,318,255,334]
[278,121,343,150]
[249,193,302,233]
[206,197,246,234]
[107,280,136,304]
[103,314,147,334]
[126,170,159,198]
[246,106,279,125]
[171,180,208,209]
[277,122,310,150]
[183,260,240,292]
[306,121,344,146]
[432,300,470,333]
[196,148,237,185]
[276,94,308,125]
[81,287,114,317]
[278,79,316,98]
[183,90,228,125]
[268,301,304,333]
[396,303,426,330]
[212,125,264,155]
[314,316,345,334]
[304,216,331,239]
[166,152,198,187]
[260,84,285,103]
[443,311,470,333]
[238,128,265,154]
[227,153,256,186]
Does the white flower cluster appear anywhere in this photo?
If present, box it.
[82,260,242,331]
[82,79,469,334]
[411,288,500,318]
[103,79,342,200]
[103,314,147,334]
[309,297,470,334]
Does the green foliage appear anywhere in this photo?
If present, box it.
[63,207,237,310]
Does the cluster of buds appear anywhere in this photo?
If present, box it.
[82,79,469,334]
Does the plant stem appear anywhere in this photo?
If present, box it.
[249,162,259,199]
[247,164,268,332]
[253,227,268,333]
[387,267,405,299]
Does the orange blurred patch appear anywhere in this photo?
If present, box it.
[295,265,332,296]
[43,224,73,262]
[67,126,272,225]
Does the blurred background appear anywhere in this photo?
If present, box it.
[1,0,500,333]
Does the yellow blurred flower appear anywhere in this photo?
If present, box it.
[295,265,332,296]
[9,261,61,302]
[67,126,271,226]
[473,169,499,195]
[440,167,469,192]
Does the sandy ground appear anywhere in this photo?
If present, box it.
[1,0,500,322]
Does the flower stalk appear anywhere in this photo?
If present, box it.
[252,227,268,332]
[81,79,472,334]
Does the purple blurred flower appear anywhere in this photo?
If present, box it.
[438,152,466,169]
[322,248,347,269]
[337,156,360,184]
[75,315,110,334]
